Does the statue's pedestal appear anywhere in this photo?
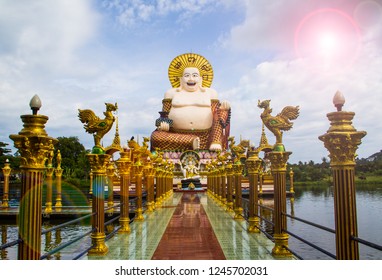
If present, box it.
[181,178,202,189]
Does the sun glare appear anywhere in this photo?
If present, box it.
[295,8,361,72]
[318,32,339,56]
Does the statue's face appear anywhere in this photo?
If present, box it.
[181,67,201,92]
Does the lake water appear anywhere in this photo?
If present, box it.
[283,184,382,259]
[1,184,381,260]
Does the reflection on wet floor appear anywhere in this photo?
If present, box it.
[152,192,225,259]
[86,192,277,260]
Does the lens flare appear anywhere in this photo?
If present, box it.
[318,32,339,56]
[295,8,361,72]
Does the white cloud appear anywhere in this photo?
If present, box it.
[221,39,382,163]
[102,0,231,27]
[213,0,382,162]
[0,0,100,148]
[225,0,382,58]
[0,0,99,74]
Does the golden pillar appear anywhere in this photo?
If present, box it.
[161,163,167,200]
[269,151,292,257]
[162,164,168,199]
[225,160,234,213]
[89,169,93,195]
[144,161,156,213]
[207,163,213,197]
[206,163,212,195]
[154,166,162,207]
[54,167,63,210]
[214,167,219,201]
[246,150,262,233]
[54,150,63,209]
[164,162,171,198]
[211,168,217,200]
[220,165,227,208]
[319,91,366,260]
[216,164,222,204]
[106,162,115,213]
[44,165,54,215]
[9,95,57,260]
[289,168,294,194]
[233,163,244,220]
[116,150,132,233]
[207,164,212,197]
[167,162,174,196]
[134,158,144,221]
[87,154,110,255]
[259,170,263,195]
[1,159,11,208]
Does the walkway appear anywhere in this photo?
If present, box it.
[86,192,276,260]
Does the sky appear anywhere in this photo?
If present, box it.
[1,0,382,164]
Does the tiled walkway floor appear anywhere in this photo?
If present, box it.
[152,192,225,259]
[86,192,278,260]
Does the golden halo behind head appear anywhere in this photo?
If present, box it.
[168,53,213,88]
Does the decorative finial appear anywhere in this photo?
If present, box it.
[333,91,345,112]
[30,94,42,115]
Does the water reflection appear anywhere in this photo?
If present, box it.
[1,221,92,260]
[259,184,382,260]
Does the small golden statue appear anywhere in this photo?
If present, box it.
[78,103,118,153]
[228,136,249,163]
[258,99,299,151]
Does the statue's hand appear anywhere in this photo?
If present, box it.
[220,100,230,110]
[158,121,170,131]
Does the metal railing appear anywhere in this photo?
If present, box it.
[0,198,139,260]
[242,195,382,260]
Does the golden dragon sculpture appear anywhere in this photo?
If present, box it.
[228,136,250,163]
[258,99,299,151]
[78,102,118,153]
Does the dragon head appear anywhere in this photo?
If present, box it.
[258,99,270,109]
[105,102,118,112]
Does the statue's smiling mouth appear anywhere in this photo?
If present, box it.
[187,82,196,86]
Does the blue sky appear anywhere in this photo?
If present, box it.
[1,0,382,163]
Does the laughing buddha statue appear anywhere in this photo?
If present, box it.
[150,53,231,152]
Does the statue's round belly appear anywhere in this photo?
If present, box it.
[169,106,213,130]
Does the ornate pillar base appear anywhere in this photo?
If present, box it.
[272,233,292,257]
[55,199,62,213]
[118,218,131,234]
[44,202,53,215]
[1,200,9,208]
[248,217,260,233]
[226,202,234,213]
[155,202,161,208]
[88,233,108,255]
[221,198,227,209]
[135,208,144,221]
[145,202,155,213]
[234,207,244,220]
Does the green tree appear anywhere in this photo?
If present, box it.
[0,141,11,156]
[55,136,90,179]
[0,141,21,178]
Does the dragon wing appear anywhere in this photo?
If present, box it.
[78,109,102,133]
[277,106,300,121]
